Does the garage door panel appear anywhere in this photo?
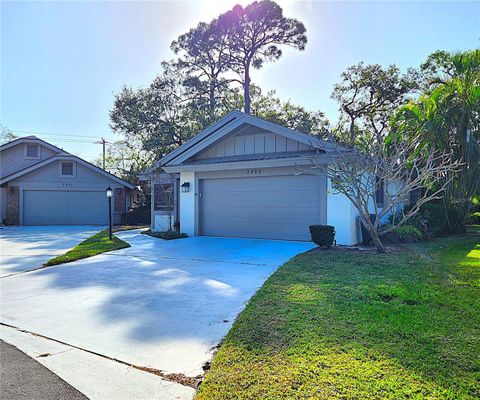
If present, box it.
[23,190,108,225]
[200,175,325,241]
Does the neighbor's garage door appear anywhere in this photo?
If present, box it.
[23,190,108,225]
[200,175,326,241]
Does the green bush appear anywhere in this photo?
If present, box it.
[469,211,480,224]
[309,225,335,248]
[142,230,188,240]
[394,225,423,241]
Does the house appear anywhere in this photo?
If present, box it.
[141,111,385,245]
[0,136,134,226]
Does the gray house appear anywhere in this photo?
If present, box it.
[0,136,134,226]
[141,111,369,244]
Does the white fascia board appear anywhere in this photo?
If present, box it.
[163,114,344,168]
[166,115,250,166]
[158,111,243,166]
[1,154,134,189]
[162,156,318,173]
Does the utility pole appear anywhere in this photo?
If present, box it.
[95,138,108,170]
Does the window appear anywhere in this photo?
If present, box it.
[375,176,384,208]
[25,144,40,159]
[61,161,74,177]
[154,183,174,212]
[409,188,424,205]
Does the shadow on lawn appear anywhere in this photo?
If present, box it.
[202,235,480,399]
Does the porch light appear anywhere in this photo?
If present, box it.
[106,187,113,198]
[181,182,190,193]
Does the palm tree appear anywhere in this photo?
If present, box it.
[393,49,480,231]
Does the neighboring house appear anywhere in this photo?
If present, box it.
[141,111,384,245]
[0,136,134,226]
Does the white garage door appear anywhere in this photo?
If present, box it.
[23,190,109,225]
[200,175,326,241]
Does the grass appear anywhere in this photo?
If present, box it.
[197,233,480,399]
[45,230,130,266]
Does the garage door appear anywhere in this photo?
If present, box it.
[200,175,326,241]
[23,190,109,225]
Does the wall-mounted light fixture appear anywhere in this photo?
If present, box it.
[181,182,190,193]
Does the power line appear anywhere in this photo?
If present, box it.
[11,129,104,139]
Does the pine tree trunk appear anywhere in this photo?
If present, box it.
[209,80,216,119]
[244,64,251,114]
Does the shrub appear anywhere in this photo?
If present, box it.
[125,205,151,225]
[309,225,335,248]
[469,211,480,225]
[142,230,188,240]
[394,225,423,241]
[381,224,423,243]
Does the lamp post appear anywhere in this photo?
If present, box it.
[106,186,113,240]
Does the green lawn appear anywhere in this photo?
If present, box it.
[45,230,130,266]
[197,233,480,399]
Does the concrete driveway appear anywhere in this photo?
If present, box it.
[0,229,315,380]
[0,226,103,277]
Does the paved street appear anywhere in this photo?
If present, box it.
[0,339,87,400]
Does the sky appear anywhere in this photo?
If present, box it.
[1,0,479,161]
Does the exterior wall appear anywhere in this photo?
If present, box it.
[194,130,312,160]
[0,143,58,178]
[6,186,20,225]
[0,187,6,224]
[326,178,358,245]
[179,171,196,236]
[8,161,127,225]
[327,175,405,245]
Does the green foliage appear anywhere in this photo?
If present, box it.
[142,230,188,240]
[309,225,335,248]
[0,124,17,144]
[45,230,130,266]
[393,224,423,240]
[392,49,480,232]
[216,0,307,114]
[331,62,418,146]
[197,235,480,399]
[469,212,480,225]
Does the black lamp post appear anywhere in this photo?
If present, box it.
[106,186,113,240]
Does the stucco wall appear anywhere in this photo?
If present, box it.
[326,178,359,245]
[179,171,196,236]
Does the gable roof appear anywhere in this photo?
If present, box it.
[0,135,65,154]
[0,136,134,188]
[146,111,341,172]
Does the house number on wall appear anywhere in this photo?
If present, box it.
[246,169,262,175]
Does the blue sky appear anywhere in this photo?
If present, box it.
[1,0,479,161]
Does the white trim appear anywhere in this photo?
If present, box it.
[161,153,334,173]
[1,154,134,188]
[24,143,41,160]
[159,111,243,166]
[155,111,342,170]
